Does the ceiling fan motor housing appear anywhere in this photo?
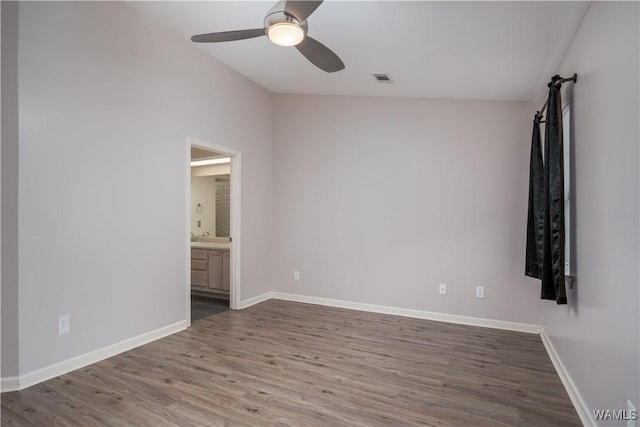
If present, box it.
[264,1,308,39]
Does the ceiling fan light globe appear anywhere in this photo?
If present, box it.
[267,22,304,46]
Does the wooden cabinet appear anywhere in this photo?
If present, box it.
[208,251,223,290]
[222,251,230,291]
[190,248,230,299]
[191,249,209,291]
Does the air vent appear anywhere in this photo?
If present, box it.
[373,73,393,83]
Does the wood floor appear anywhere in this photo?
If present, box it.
[2,299,581,426]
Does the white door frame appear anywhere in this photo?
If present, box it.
[186,137,242,315]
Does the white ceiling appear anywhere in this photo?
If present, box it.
[128,1,589,102]
[191,147,225,160]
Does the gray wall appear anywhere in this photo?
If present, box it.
[1,1,20,380]
[14,1,273,375]
[272,95,542,325]
[542,2,640,422]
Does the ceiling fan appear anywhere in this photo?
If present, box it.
[191,0,345,73]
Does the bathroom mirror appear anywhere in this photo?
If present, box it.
[214,175,230,237]
[191,147,231,239]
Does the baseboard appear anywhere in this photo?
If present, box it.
[269,292,541,334]
[1,376,20,393]
[238,291,275,309]
[540,330,594,427]
[2,320,188,392]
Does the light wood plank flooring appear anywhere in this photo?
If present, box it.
[2,299,581,426]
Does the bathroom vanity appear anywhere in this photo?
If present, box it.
[190,242,230,299]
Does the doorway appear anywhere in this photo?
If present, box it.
[187,138,241,323]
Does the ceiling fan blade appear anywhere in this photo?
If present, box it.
[284,0,323,22]
[295,36,345,73]
[191,28,265,43]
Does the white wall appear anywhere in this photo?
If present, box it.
[542,2,640,423]
[13,1,272,377]
[272,95,542,325]
[1,1,20,381]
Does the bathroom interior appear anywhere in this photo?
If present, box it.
[190,146,232,320]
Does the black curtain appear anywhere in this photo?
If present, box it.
[525,113,544,279]
[525,75,567,304]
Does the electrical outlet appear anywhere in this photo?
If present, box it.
[58,315,70,335]
[476,286,485,298]
[439,283,447,295]
[293,270,300,280]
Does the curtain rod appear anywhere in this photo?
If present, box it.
[538,73,578,117]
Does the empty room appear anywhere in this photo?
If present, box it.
[1,1,638,426]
